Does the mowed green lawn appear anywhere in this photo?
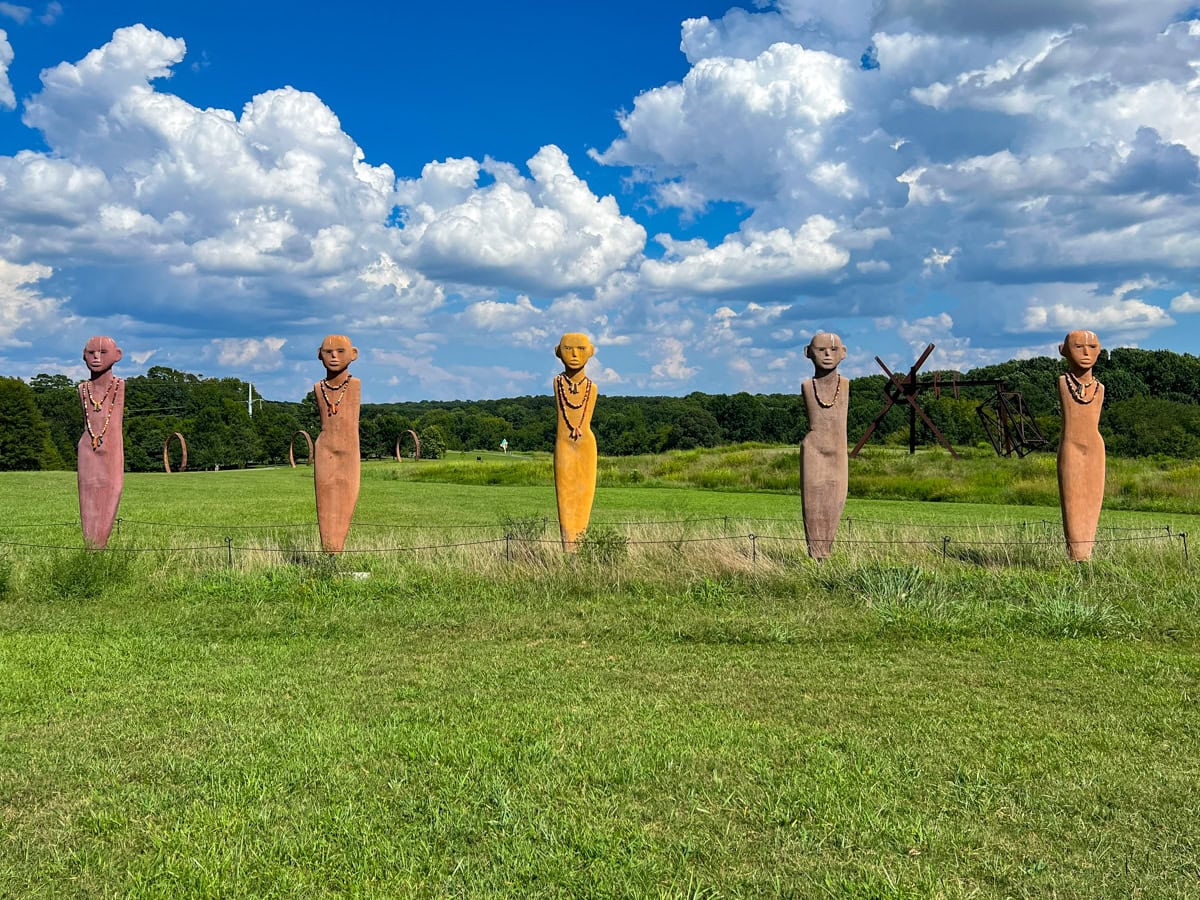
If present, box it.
[1,463,1198,897]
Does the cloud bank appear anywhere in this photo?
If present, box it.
[2,4,1200,398]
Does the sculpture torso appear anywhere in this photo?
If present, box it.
[800,374,849,559]
[313,376,361,553]
[553,373,598,550]
[76,375,125,550]
[1057,374,1105,561]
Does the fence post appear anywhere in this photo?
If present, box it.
[505,532,512,563]
[942,535,950,560]
[1182,532,1189,565]
[115,517,121,537]
[542,515,548,534]
[846,516,853,537]
[749,532,757,564]
[224,536,233,568]
[723,515,730,533]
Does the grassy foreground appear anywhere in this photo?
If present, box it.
[1,464,1198,897]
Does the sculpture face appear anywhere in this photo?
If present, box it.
[805,332,846,374]
[318,334,357,376]
[555,333,594,373]
[82,336,122,376]
[1060,330,1100,372]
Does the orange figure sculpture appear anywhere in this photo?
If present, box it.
[77,336,125,549]
[553,332,598,551]
[800,332,849,560]
[313,335,361,553]
[1057,330,1105,562]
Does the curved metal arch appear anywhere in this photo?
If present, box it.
[394,429,421,461]
[289,429,315,467]
[162,432,188,473]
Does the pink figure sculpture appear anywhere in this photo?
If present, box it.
[800,332,849,560]
[76,336,125,549]
[314,335,361,553]
[1057,330,1105,561]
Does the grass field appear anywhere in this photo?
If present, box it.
[1,455,1198,897]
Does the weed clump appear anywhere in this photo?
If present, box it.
[34,549,131,600]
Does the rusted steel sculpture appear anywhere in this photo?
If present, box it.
[162,432,188,473]
[553,332,598,551]
[800,333,849,560]
[394,429,420,461]
[289,429,314,467]
[77,336,125,549]
[1057,330,1105,562]
[313,335,360,553]
[851,343,1046,458]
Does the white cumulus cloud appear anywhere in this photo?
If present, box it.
[0,258,64,347]
[0,28,14,109]
[395,146,645,294]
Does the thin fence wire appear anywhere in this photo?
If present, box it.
[0,513,1186,569]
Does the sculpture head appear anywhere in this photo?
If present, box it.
[555,332,594,375]
[1059,330,1100,375]
[82,336,122,378]
[318,334,358,377]
[804,332,846,376]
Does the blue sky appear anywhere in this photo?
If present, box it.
[2,0,1200,401]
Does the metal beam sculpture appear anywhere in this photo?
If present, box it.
[850,343,1047,459]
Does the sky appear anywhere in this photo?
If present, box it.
[2,0,1200,402]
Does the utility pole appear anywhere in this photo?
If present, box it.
[247,382,257,417]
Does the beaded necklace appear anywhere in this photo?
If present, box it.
[81,377,120,451]
[84,376,115,413]
[810,374,841,409]
[555,373,593,441]
[320,375,352,416]
[1064,370,1100,405]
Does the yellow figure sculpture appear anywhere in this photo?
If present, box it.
[314,335,361,553]
[553,332,598,551]
[800,332,849,560]
[1057,330,1105,561]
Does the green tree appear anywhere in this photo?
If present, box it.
[30,373,80,467]
[0,377,65,470]
[418,424,448,459]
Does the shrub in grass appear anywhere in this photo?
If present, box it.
[500,514,554,565]
[576,523,629,566]
[34,549,131,600]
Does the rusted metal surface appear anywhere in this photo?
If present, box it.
[289,429,314,467]
[851,343,1046,458]
[394,429,421,461]
[163,432,188,473]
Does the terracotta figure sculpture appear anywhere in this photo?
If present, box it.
[1057,330,1105,561]
[800,332,849,560]
[313,335,361,553]
[77,336,125,549]
[553,332,598,551]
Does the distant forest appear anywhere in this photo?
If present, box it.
[4,346,1200,471]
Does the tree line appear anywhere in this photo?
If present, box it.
[4,347,1200,471]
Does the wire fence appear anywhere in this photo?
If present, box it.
[0,513,1189,569]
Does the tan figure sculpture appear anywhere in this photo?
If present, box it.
[800,332,849,560]
[553,333,598,551]
[1057,330,1105,562]
[313,335,361,553]
[77,336,125,550]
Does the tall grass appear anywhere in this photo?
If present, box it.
[387,445,1200,513]
[2,467,1199,895]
